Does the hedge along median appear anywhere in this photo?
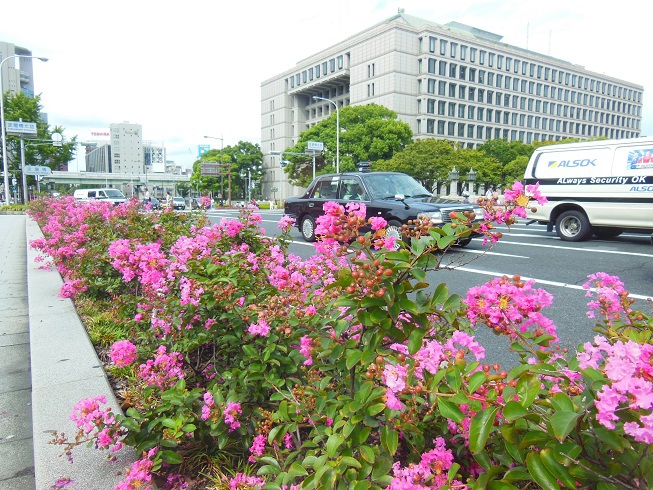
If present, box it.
[27,190,653,490]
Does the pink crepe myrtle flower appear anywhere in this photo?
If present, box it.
[224,402,242,432]
[278,215,296,232]
[137,346,185,388]
[110,340,137,367]
[249,434,267,462]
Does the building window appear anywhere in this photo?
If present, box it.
[468,87,475,101]
[437,120,445,134]
[522,62,528,76]
[458,104,466,118]
[496,74,503,88]
[439,60,447,76]
[368,63,376,77]
[308,68,314,81]
[460,45,467,60]
[497,55,503,69]
[338,55,343,69]
[427,99,436,114]
[470,48,476,62]
[316,65,321,78]
[448,83,457,97]
[477,125,484,138]
[459,66,467,80]
[459,85,466,99]
[530,64,535,77]
[450,42,457,58]
[469,68,476,82]
[478,89,484,102]
[427,59,436,74]
[429,36,436,53]
[467,124,475,138]
[505,57,512,71]
[427,119,435,133]
[448,102,456,116]
[514,59,520,74]
[448,122,455,136]
[478,107,484,121]
[479,70,485,84]
[458,123,465,136]
[329,59,336,72]
[468,106,475,119]
[449,64,457,78]
[537,65,543,78]
[427,79,436,94]
[488,53,495,67]
[322,62,327,75]
[479,50,486,65]
[440,39,448,55]
[367,83,375,97]
[438,100,446,115]
[438,81,446,95]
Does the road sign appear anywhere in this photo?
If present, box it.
[5,121,37,135]
[24,165,52,176]
[307,141,324,151]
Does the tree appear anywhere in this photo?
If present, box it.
[2,92,76,199]
[284,104,413,187]
[375,139,500,194]
[190,141,263,202]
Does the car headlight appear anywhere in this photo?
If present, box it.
[418,211,443,224]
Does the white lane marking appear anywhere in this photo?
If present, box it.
[492,239,653,257]
[456,266,653,300]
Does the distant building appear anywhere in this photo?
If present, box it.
[261,11,644,199]
[0,42,39,98]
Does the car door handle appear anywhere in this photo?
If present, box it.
[309,203,314,208]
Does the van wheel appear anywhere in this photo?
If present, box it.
[556,210,592,242]
[301,216,317,242]
[593,227,623,239]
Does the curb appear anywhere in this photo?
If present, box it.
[26,218,136,489]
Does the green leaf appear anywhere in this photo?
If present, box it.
[326,434,345,458]
[366,403,386,416]
[161,418,178,429]
[467,371,487,394]
[407,328,426,355]
[549,411,580,442]
[288,462,309,478]
[359,445,375,464]
[503,466,532,481]
[503,400,529,421]
[437,397,464,423]
[469,406,499,454]
[516,373,541,408]
[341,456,362,469]
[550,392,574,412]
[518,430,552,449]
[488,482,519,490]
[381,426,399,456]
[446,366,462,392]
[540,448,577,489]
[346,349,362,370]
[525,452,561,490]
[160,450,183,465]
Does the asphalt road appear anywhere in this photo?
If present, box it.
[207,208,653,369]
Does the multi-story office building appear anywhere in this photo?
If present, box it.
[261,11,644,199]
[0,42,40,98]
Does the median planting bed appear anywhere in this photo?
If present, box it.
[29,190,652,490]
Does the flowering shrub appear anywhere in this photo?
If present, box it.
[31,184,652,490]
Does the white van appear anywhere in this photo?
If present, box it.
[73,188,127,205]
[524,136,653,242]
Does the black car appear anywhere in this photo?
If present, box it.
[144,197,162,210]
[284,171,484,247]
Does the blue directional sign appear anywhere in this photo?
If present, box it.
[24,165,52,176]
[5,120,37,135]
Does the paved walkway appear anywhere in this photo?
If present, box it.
[0,215,35,489]
[0,214,136,489]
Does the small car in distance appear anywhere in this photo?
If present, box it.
[172,197,186,210]
[284,170,483,247]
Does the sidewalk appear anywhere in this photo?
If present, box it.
[0,214,135,489]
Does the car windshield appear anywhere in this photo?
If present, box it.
[362,173,432,200]
[173,197,184,202]
[105,189,125,198]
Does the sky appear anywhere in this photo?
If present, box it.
[2,0,652,170]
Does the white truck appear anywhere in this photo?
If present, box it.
[523,136,653,242]
[73,188,127,205]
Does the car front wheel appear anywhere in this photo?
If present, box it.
[556,210,592,242]
[301,216,317,242]
[385,220,405,250]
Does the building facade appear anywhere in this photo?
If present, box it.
[0,42,39,98]
[260,12,644,200]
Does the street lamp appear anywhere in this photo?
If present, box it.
[312,96,339,174]
[1,54,48,205]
